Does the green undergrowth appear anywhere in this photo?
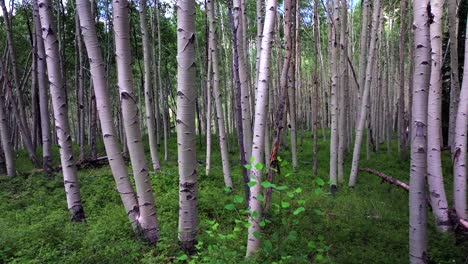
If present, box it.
[0,132,466,263]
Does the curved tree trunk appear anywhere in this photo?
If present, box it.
[207,0,233,189]
[409,0,430,262]
[38,0,85,222]
[176,0,198,254]
[348,0,381,187]
[427,0,450,232]
[112,0,159,243]
[453,18,468,221]
[139,0,161,172]
[245,0,276,257]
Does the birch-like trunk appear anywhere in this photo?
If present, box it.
[409,0,430,262]
[112,0,159,243]
[348,0,381,187]
[337,0,348,182]
[245,0,276,257]
[427,0,450,232]
[453,18,468,221]
[33,1,52,174]
[398,0,408,154]
[38,0,85,222]
[205,51,212,176]
[207,0,233,189]
[76,0,144,235]
[139,0,161,171]
[233,0,252,161]
[447,0,460,149]
[176,0,198,254]
[0,83,14,176]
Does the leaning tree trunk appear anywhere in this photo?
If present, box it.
[427,0,450,232]
[139,0,161,171]
[176,0,198,254]
[0,83,15,177]
[447,0,460,149]
[76,0,146,238]
[207,0,233,189]
[33,1,52,174]
[453,18,468,222]
[0,0,38,167]
[409,0,430,262]
[38,0,85,222]
[245,0,276,257]
[348,0,381,187]
[112,0,159,243]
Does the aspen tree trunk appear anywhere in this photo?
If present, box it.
[0,0,38,166]
[246,0,276,257]
[112,0,159,243]
[75,13,86,161]
[398,0,408,154]
[205,51,212,176]
[348,0,381,187]
[0,83,14,176]
[176,0,198,254]
[453,18,468,221]
[409,0,430,262]
[447,0,460,149]
[312,0,320,177]
[76,0,143,237]
[427,0,450,232]
[329,0,340,188]
[207,0,233,189]
[33,1,52,174]
[288,0,297,170]
[337,0,348,182]
[139,0,161,171]
[357,0,370,112]
[150,8,161,146]
[233,0,252,161]
[156,1,168,162]
[38,0,85,222]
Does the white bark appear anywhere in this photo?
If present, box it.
[76,0,142,234]
[453,16,468,221]
[427,0,450,232]
[176,0,198,253]
[447,0,460,149]
[207,0,233,189]
[246,0,276,257]
[139,0,161,171]
[409,0,430,262]
[348,0,381,187]
[112,0,159,243]
[38,0,85,221]
[0,84,14,176]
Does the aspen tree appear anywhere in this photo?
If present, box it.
[409,0,431,262]
[447,0,460,149]
[38,0,85,222]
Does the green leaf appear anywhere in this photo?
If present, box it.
[250,156,256,163]
[255,162,264,170]
[313,209,325,216]
[225,204,235,210]
[253,231,261,239]
[233,195,244,204]
[295,187,302,193]
[247,181,256,187]
[285,172,292,178]
[287,191,295,198]
[298,199,306,205]
[281,201,290,208]
[315,254,324,262]
[177,254,188,261]
[261,181,273,188]
[244,164,252,170]
[293,207,305,215]
[257,194,265,202]
[288,231,297,241]
[314,188,324,195]
[259,220,266,227]
[274,185,288,191]
[251,210,260,219]
[315,178,325,186]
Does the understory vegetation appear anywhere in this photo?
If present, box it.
[1,133,466,263]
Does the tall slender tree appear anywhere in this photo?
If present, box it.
[38,0,85,222]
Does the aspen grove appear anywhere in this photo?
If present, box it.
[1,0,468,263]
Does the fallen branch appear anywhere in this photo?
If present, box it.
[359,167,409,191]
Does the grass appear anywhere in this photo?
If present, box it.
[0,132,467,263]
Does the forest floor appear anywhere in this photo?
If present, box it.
[0,132,467,263]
